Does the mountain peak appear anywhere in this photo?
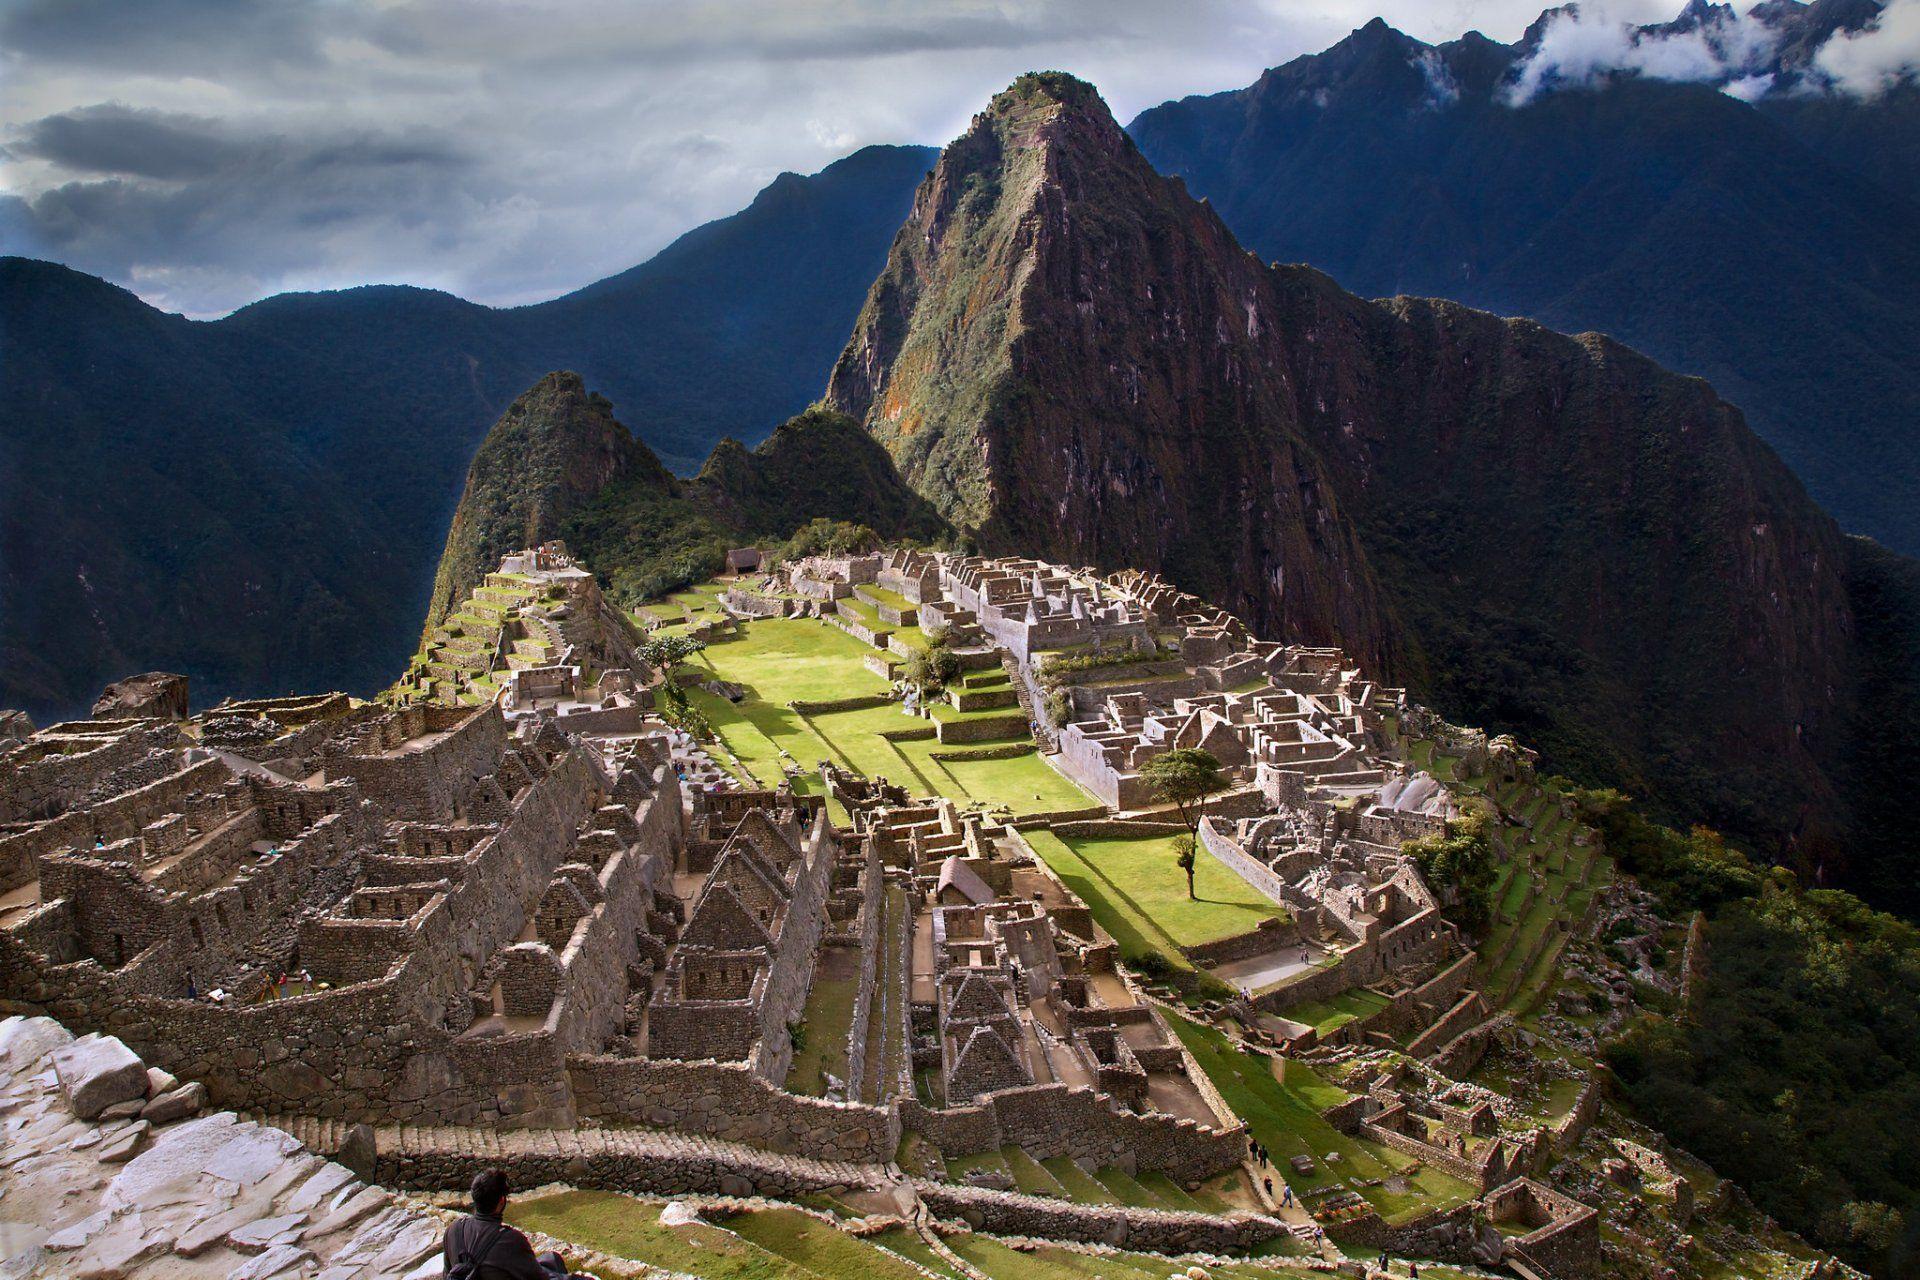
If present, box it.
[824,75,1398,665]
[420,370,667,632]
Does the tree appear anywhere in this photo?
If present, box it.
[1173,834,1198,900]
[1139,747,1229,839]
[639,632,707,676]
[1402,809,1497,929]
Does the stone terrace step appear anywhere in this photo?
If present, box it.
[247,1114,891,1200]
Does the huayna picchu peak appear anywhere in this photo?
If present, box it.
[826,72,1866,910]
[8,15,1920,1280]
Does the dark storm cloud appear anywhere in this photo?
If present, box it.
[13,105,249,180]
[0,0,327,73]
[3,104,482,304]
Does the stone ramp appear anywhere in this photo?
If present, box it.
[251,1113,891,1201]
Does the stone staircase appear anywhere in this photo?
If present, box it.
[1000,651,1057,751]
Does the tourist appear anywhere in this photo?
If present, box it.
[1264,1176,1274,1199]
[442,1168,565,1279]
[1282,1185,1294,1208]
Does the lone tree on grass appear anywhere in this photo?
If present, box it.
[1139,747,1229,900]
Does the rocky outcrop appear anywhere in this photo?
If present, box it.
[1,1013,446,1280]
[51,1031,150,1119]
[92,672,189,721]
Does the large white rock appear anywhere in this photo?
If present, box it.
[0,1016,73,1073]
[50,1035,147,1120]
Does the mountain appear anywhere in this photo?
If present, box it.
[826,74,1395,671]
[421,371,667,633]
[428,374,947,616]
[824,72,1913,906]
[1126,2,1920,561]
[0,144,935,722]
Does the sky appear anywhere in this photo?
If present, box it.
[0,0,1906,317]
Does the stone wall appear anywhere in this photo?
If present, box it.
[2,745,626,1128]
[325,705,508,821]
[917,1183,1286,1254]
[376,1132,859,1201]
[1,753,224,894]
[568,1056,897,1164]
[900,1080,1246,1184]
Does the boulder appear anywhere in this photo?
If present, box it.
[51,1033,148,1119]
[98,1120,152,1163]
[336,1122,376,1180]
[140,1081,207,1125]
[91,672,189,721]
[0,1014,74,1070]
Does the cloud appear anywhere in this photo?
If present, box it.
[1413,47,1463,107]
[1502,2,1780,104]
[14,105,252,180]
[5,0,1829,317]
[1815,0,1920,96]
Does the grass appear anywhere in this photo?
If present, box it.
[725,1208,931,1280]
[690,616,1094,818]
[1024,830,1283,952]
[507,1190,810,1280]
[1167,1014,1475,1224]
[1281,989,1389,1036]
[785,967,857,1096]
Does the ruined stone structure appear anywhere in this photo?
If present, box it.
[0,545,1627,1277]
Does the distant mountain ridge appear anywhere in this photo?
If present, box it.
[1128,0,1920,560]
[0,144,936,720]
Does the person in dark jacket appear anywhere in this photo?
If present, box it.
[442,1169,565,1279]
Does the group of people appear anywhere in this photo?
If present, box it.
[1249,1139,1296,1209]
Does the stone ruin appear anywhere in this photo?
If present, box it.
[0,544,1634,1278]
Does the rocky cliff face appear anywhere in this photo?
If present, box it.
[423,371,666,631]
[827,72,1863,863]
[1126,7,1920,560]
[826,73,1398,671]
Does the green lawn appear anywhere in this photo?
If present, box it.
[1167,1014,1475,1224]
[725,1208,931,1280]
[1024,830,1283,953]
[691,618,1093,817]
[1282,989,1390,1035]
[508,1191,811,1280]
[786,969,857,1096]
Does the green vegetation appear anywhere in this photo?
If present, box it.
[507,1191,812,1280]
[1023,829,1283,951]
[1138,746,1230,837]
[1281,989,1389,1035]
[563,406,949,608]
[1167,1014,1475,1223]
[687,614,1092,817]
[785,968,856,1096]
[1402,808,1496,928]
[723,1208,931,1280]
[1592,792,1920,1278]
